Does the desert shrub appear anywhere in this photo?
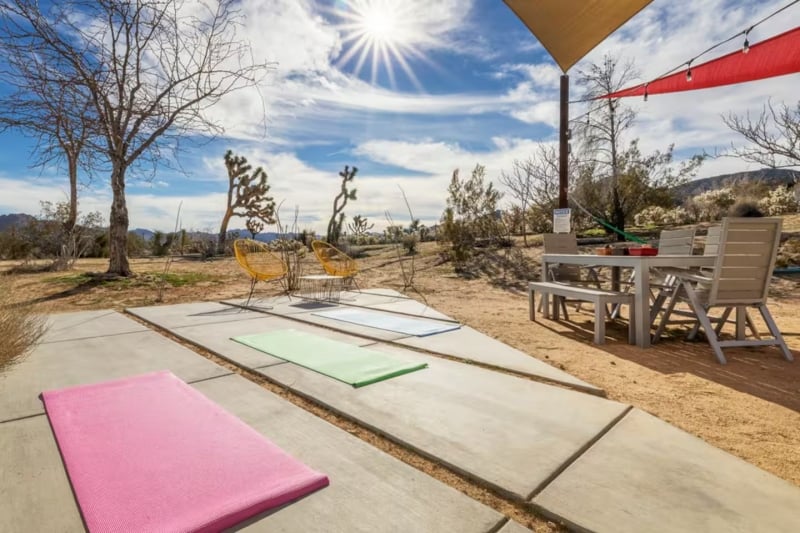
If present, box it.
[634,205,691,226]
[0,278,48,372]
[729,199,764,217]
[439,164,504,264]
[402,234,418,255]
[685,187,736,222]
[758,186,799,216]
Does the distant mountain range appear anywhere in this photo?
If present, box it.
[0,213,35,232]
[673,168,799,201]
[131,228,285,243]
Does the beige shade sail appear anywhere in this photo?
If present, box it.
[504,0,653,72]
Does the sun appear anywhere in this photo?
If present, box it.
[331,0,430,89]
[360,6,397,43]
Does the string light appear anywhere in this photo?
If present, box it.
[571,0,799,104]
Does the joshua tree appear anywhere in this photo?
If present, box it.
[218,151,275,254]
[246,218,264,239]
[326,165,358,244]
[347,215,374,240]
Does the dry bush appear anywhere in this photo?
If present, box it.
[0,277,48,372]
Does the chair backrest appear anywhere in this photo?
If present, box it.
[703,226,721,256]
[708,217,782,306]
[657,228,695,255]
[543,233,580,282]
[233,239,287,281]
[311,241,358,277]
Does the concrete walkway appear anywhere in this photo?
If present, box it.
[1,311,509,532]
[219,295,602,393]
[132,295,800,532]
[6,299,800,532]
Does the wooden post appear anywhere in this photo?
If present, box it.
[559,74,569,209]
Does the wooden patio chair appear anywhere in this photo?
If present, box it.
[311,240,359,290]
[650,225,759,337]
[233,239,288,307]
[651,218,792,364]
[611,227,697,320]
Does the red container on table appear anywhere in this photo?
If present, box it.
[628,247,658,256]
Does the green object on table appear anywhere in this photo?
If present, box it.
[232,329,427,387]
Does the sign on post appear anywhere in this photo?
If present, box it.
[553,208,571,234]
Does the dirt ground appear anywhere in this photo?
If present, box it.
[3,236,800,494]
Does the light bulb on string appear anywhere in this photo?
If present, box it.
[643,83,649,102]
[686,62,693,82]
[743,28,751,54]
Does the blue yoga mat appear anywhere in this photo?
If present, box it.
[312,308,460,337]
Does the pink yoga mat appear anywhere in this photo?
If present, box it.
[42,371,329,532]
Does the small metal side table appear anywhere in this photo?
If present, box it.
[297,275,344,303]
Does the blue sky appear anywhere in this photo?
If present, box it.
[0,0,798,233]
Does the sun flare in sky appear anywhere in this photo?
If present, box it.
[332,0,431,89]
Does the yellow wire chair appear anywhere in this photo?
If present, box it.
[311,240,360,290]
[233,239,288,306]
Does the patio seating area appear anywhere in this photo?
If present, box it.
[531,218,794,364]
[4,289,800,532]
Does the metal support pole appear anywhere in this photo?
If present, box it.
[558,74,569,209]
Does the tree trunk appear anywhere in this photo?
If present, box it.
[66,156,78,234]
[218,208,233,255]
[107,162,133,276]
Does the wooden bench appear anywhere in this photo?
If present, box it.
[528,282,635,345]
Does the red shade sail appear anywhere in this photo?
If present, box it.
[600,25,800,99]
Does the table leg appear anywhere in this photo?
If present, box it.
[633,262,650,348]
[735,306,746,340]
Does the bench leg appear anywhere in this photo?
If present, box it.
[529,287,536,321]
[628,300,636,344]
[594,300,606,345]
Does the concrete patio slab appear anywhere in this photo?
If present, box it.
[222,296,342,317]
[257,343,628,499]
[0,416,85,533]
[533,409,800,533]
[0,330,230,422]
[396,326,602,394]
[270,306,414,341]
[127,301,266,329]
[196,374,504,532]
[40,310,147,343]
[1,373,504,533]
[368,299,457,322]
[337,288,411,307]
[498,520,534,533]
[161,316,376,370]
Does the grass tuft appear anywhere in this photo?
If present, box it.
[0,277,48,373]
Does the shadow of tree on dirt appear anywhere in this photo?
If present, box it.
[454,248,539,292]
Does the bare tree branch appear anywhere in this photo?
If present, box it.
[723,100,800,168]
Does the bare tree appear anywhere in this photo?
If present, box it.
[575,56,639,238]
[326,166,358,244]
[0,0,267,276]
[499,144,563,243]
[219,151,276,253]
[0,42,98,262]
[574,55,703,238]
[723,101,800,168]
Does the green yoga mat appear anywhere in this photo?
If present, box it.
[232,329,427,387]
